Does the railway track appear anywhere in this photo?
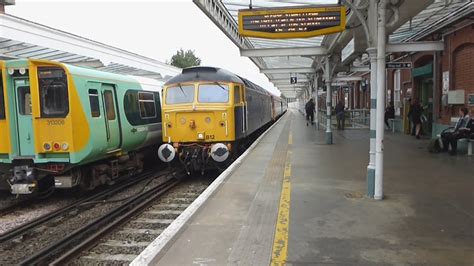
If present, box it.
[20,177,181,265]
[0,169,168,243]
[0,168,183,265]
[19,174,213,265]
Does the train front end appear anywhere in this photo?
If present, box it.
[158,67,244,173]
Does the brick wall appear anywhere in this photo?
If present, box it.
[441,24,474,123]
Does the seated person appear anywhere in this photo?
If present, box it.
[441,107,471,155]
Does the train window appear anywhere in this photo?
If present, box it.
[198,84,229,103]
[124,90,161,126]
[88,89,100,118]
[234,86,241,103]
[138,92,157,119]
[38,67,69,118]
[0,74,4,119]
[103,91,116,120]
[166,85,194,104]
[18,86,32,115]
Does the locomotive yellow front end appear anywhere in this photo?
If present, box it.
[159,78,244,173]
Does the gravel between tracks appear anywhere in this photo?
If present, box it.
[0,172,173,265]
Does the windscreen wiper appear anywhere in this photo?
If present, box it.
[178,83,187,96]
[214,82,228,92]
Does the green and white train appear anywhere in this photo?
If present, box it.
[0,59,164,194]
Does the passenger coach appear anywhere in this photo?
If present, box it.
[0,59,163,194]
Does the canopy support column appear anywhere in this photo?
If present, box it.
[325,59,333,144]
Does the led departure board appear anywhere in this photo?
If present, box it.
[238,6,346,39]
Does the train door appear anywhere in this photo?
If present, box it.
[100,84,121,151]
[234,85,246,139]
[13,78,34,157]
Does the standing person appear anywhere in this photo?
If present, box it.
[335,101,345,130]
[408,98,423,139]
[440,107,471,155]
[384,102,395,130]
[305,98,315,126]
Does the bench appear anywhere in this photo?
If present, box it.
[388,118,400,133]
[435,133,473,156]
[466,138,473,156]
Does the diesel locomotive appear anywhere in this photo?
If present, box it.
[157,66,287,173]
[0,59,164,194]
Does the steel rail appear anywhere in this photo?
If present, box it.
[20,177,180,265]
[0,170,167,243]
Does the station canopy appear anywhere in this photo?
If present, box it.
[0,13,180,81]
[194,0,472,98]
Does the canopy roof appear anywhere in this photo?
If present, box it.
[195,0,472,98]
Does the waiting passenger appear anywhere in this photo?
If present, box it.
[305,98,315,126]
[408,99,423,139]
[335,101,345,130]
[440,107,471,155]
[384,102,395,130]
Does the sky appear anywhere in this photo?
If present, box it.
[6,0,280,95]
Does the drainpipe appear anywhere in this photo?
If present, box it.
[375,0,387,200]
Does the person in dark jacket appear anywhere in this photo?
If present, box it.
[440,107,471,155]
[335,101,345,130]
[407,98,423,139]
[305,98,315,126]
[384,102,395,130]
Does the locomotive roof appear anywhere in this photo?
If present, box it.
[165,66,271,95]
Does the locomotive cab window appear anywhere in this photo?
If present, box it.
[138,92,157,119]
[198,84,229,103]
[38,67,69,118]
[234,86,241,103]
[88,89,100,117]
[166,85,194,104]
[0,73,4,119]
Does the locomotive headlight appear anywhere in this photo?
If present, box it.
[180,117,186,125]
[19,68,26,75]
[61,143,69,151]
[43,143,52,151]
[205,117,211,124]
[7,68,14,75]
[197,132,204,140]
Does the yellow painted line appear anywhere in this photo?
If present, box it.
[288,133,293,145]
[271,151,292,265]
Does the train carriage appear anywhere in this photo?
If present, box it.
[157,66,286,173]
[0,59,163,194]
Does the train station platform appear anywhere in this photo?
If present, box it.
[137,108,473,265]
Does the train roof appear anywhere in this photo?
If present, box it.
[166,66,271,95]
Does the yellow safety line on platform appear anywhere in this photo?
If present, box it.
[288,133,293,145]
[271,147,292,265]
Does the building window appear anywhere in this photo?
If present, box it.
[38,67,69,118]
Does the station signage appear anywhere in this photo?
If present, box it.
[386,62,412,69]
[238,5,346,39]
